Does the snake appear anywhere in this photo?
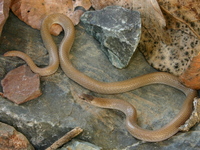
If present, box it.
[4,14,64,76]
[4,13,198,142]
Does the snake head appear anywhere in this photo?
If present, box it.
[78,93,94,103]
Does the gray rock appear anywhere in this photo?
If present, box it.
[59,139,102,150]
[0,12,199,150]
[179,97,200,131]
[81,6,141,69]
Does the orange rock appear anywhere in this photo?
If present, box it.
[1,65,42,104]
[0,122,34,150]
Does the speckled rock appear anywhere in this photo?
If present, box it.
[81,6,141,69]
[0,12,199,150]
[0,122,34,150]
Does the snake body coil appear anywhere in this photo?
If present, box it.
[4,13,197,142]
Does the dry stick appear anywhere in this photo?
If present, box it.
[45,127,83,150]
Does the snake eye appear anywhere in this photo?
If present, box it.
[81,97,86,100]
[78,93,94,102]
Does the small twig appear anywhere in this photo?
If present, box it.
[45,127,83,150]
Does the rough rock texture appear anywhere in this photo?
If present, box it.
[0,12,199,150]
[1,64,42,104]
[179,97,200,131]
[58,139,102,150]
[81,6,141,69]
[0,0,11,36]
[0,122,34,150]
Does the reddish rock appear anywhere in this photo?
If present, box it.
[0,122,34,150]
[1,65,42,104]
[0,0,11,36]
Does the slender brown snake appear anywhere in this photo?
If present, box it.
[4,13,198,142]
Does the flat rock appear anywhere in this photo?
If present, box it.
[1,64,42,104]
[0,122,34,150]
[0,0,11,36]
[81,6,141,69]
[0,12,199,150]
[59,139,102,150]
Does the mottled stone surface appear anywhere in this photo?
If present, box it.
[59,139,102,150]
[0,12,199,150]
[179,97,200,131]
[0,122,34,150]
[1,65,41,104]
[81,6,141,69]
[0,0,11,36]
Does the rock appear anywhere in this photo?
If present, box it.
[0,0,11,36]
[0,55,25,78]
[0,122,34,150]
[81,6,141,69]
[179,97,200,131]
[0,64,6,79]
[0,12,199,150]
[1,64,42,104]
[59,139,102,150]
